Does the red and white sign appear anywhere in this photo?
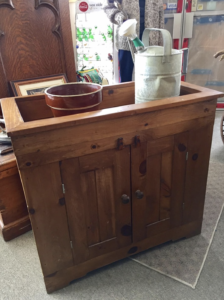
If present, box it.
[77,1,89,13]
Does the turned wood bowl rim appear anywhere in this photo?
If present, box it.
[45,82,103,98]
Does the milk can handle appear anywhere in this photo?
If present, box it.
[142,28,172,63]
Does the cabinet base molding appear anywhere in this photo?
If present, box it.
[44,220,201,294]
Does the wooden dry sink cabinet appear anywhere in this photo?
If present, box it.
[1,82,223,293]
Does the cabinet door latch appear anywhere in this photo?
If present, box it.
[186,152,189,161]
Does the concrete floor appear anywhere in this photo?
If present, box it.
[0,112,224,300]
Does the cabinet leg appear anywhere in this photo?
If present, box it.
[185,226,202,239]
[44,269,88,294]
[171,221,202,241]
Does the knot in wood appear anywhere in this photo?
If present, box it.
[178,143,186,152]
[29,208,35,215]
[192,153,198,161]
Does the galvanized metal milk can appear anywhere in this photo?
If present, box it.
[119,20,188,103]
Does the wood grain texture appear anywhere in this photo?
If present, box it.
[160,151,173,220]
[113,147,132,248]
[0,150,16,172]
[15,115,215,170]
[20,162,74,275]
[147,219,170,237]
[12,83,135,123]
[1,82,206,124]
[7,99,217,157]
[0,144,30,241]
[95,167,116,241]
[131,142,147,243]
[170,132,189,228]
[0,173,27,224]
[35,0,61,38]
[1,82,219,292]
[16,96,53,122]
[61,158,90,264]
[44,220,201,293]
[0,0,76,99]
[183,123,214,224]
[147,135,174,157]
[146,154,161,225]
[2,82,221,138]
[61,148,132,264]
[0,215,31,242]
[1,97,24,132]
[80,171,100,246]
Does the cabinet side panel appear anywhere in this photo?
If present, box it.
[20,163,74,276]
[183,122,214,224]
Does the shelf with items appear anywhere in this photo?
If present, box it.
[75,11,114,84]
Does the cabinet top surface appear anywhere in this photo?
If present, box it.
[1,81,223,137]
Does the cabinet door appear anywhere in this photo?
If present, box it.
[61,147,131,264]
[131,133,188,243]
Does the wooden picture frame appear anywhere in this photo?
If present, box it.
[10,74,69,97]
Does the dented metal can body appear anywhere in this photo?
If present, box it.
[135,46,183,104]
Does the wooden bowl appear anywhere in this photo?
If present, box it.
[45,82,103,117]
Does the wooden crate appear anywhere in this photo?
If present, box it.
[1,82,223,293]
[0,148,31,241]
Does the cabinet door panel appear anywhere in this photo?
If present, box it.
[80,171,100,246]
[95,167,116,241]
[146,154,161,225]
[131,142,148,243]
[61,147,131,264]
[160,151,173,220]
[170,132,189,227]
[132,133,188,242]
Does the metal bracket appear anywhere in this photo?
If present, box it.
[134,135,141,147]
[117,138,124,150]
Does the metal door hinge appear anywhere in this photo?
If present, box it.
[62,184,65,194]
[70,241,73,249]
[186,152,189,161]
